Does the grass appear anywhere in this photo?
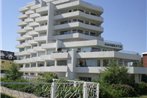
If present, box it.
[125,95,147,98]
[1,93,14,98]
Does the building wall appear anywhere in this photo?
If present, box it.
[143,53,147,67]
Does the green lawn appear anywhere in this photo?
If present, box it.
[140,96,147,98]
[1,93,14,98]
[125,95,147,98]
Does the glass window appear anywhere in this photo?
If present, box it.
[57,60,67,66]
[46,61,54,66]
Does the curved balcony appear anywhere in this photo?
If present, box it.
[54,22,103,32]
[54,32,98,40]
[18,29,26,34]
[28,40,38,45]
[77,51,141,60]
[56,0,103,13]
[35,16,48,22]
[25,10,34,15]
[55,11,103,23]
[33,46,45,51]
[25,18,34,23]
[30,13,40,18]
[19,66,67,73]
[18,21,27,26]
[28,31,38,36]
[19,14,28,19]
[24,26,33,31]
[35,26,47,32]
[19,7,28,12]
[51,52,69,60]
[17,37,25,41]
[34,36,47,42]
[36,6,48,13]
[29,22,39,27]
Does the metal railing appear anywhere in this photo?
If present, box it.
[1,80,99,98]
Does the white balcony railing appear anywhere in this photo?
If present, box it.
[25,10,34,15]
[35,26,47,32]
[20,66,67,72]
[51,52,69,60]
[18,29,26,34]
[24,18,34,23]
[19,14,28,19]
[35,16,48,22]
[30,13,40,18]
[28,31,38,36]
[54,22,103,32]
[34,36,47,42]
[29,22,39,27]
[36,6,48,13]
[55,11,103,22]
[18,21,27,26]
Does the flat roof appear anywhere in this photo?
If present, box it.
[142,52,147,55]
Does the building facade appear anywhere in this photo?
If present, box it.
[142,52,147,67]
[15,0,147,82]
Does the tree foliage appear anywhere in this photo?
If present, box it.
[38,72,58,82]
[100,61,134,85]
[5,63,22,80]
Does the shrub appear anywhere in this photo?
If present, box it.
[38,72,58,83]
[134,82,147,95]
[99,83,113,98]
[111,84,137,97]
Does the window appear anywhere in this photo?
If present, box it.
[26,55,30,59]
[103,59,109,66]
[78,30,83,33]
[46,61,54,66]
[78,19,84,23]
[60,20,68,24]
[32,53,37,57]
[79,77,91,81]
[85,21,89,24]
[25,64,30,68]
[31,63,36,67]
[38,62,44,67]
[73,19,77,22]
[57,60,67,66]
[90,32,96,36]
[97,60,101,66]
[78,59,86,67]
[79,9,84,12]
[30,73,35,76]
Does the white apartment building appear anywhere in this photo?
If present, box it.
[15,0,147,82]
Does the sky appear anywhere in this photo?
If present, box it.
[1,0,147,54]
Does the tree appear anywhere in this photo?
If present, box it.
[99,60,134,85]
[5,63,22,80]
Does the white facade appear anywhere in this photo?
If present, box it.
[16,0,146,82]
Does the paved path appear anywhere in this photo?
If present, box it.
[0,86,39,98]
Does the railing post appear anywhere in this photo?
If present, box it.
[51,81,56,98]
[96,83,100,98]
[83,82,88,98]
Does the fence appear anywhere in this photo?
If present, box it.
[1,80,99,98]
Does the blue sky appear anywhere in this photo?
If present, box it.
[1,0,147,54]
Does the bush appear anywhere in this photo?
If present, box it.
[99,83,113,98]
[99,83,137,98]
[134,82,147,95]
[111,84,137,97]
[38,72,58,83]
